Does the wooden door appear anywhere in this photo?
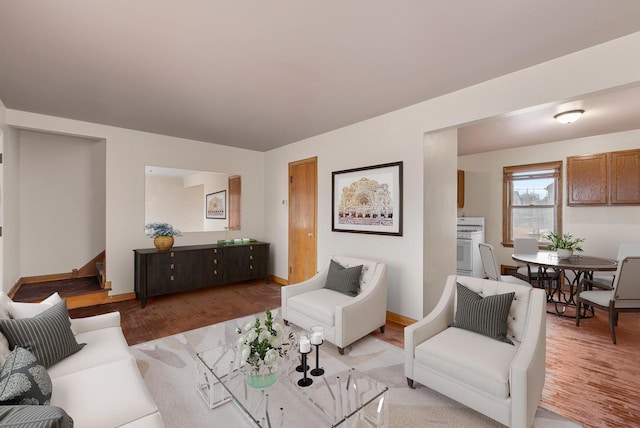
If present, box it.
[288,157,317,284]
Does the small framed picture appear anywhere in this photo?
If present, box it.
[332,161,403,236]
[206,190,226,219]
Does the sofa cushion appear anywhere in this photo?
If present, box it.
[0,294,12,371]
[0,405,73,427]
[47,326,133,380]
[325,260,362,297]
[453,282,515,344]
[454,276,532,343]
[0,347,52,405]
[415,326,519,399]
[288,288,356,327]
[51,357,159,428]
[0,301,85,369]
[332,256,378,291]
[9,293,62,319]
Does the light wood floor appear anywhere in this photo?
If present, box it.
[69,281,640,428]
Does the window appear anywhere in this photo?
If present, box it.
[503,161,562,247]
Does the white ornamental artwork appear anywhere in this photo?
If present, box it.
[337,177,393,226]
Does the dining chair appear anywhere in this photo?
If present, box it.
[576,256,640,344]
[513,238,561,289]
[591,242,640,286]
[478,243,531,286]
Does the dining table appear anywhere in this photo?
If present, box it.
[511,251,618,318]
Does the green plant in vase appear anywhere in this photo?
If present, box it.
[543,232,584,259]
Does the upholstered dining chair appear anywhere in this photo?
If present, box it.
[479,243,531,286]
[591,242,640,287]
[576,256,640,344]
[513,238,561,289]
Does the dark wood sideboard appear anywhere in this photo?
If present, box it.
[133,241,270,308]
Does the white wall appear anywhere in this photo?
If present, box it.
[264,32,640,320]
[0,98,5,289]
[18,130,106,276]
[458,129,640,268]
[3,32,640,316]
[423,130,458,316]
[4,112,265,296]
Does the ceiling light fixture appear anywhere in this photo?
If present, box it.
[554,109,585,124]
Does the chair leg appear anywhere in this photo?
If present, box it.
[575,300,582,326]
[407,378,414,388]
[609,310,617,345]
[379,325,385,334]
[338,347,345,355]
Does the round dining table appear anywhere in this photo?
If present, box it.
[511,252,617,317]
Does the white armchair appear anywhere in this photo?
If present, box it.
[405,275,546,428]
[281,256,387,354]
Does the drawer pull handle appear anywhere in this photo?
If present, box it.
[170,264,174,269]
[170,275,174,281]
[170,252,175,258]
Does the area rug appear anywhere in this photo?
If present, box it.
[130,310,580,427]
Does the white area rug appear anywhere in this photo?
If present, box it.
[130,310,580,427]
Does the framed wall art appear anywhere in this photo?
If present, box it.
[206,190,227,219]
[332,161,403,236]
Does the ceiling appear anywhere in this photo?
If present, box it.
[1,1,640,153]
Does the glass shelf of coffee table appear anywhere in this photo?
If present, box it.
[196,344,389,427]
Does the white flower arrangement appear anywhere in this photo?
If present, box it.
[236,309,294,374]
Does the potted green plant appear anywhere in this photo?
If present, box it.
[543,232,584,259]
[145,222,182,251]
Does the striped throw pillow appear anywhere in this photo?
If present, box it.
[324,260,363,297]
[0,300,85,368]
[0,405,73,427]
[453,282,515,345]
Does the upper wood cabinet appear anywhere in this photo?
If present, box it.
[610,149,640,204]
[567,153,608,205]
[457,169,465,209]
[567,149,640,206]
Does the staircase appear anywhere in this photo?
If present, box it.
[11,251,112,309]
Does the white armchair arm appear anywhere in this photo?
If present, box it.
[509,288,546,428]
[70,311,122,334]
[336,264,388,347]
[404,276,456,381]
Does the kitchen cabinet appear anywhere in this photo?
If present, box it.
[567,149,640,206]
[610,149,640,204]
[134,242,270,307]
[457,169,465,209]
[567,153,608,205]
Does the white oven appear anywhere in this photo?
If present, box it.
[456,217,485,278]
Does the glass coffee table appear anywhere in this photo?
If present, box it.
[196,344,389,427]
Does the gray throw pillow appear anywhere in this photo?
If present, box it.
[0,300,85,369]
[0,405,73,427]
[453,282,515,345]
[324,260,363,297]
[0,347,52,405]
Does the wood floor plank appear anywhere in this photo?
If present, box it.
[69,280,640,428]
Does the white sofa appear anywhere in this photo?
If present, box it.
[0,293,164,428]
[281,256,387,354]
[404,275,546,428]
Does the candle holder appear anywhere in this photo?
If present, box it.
[297,351,313,387]
[309,325,324,377]
[296,331,310,373]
